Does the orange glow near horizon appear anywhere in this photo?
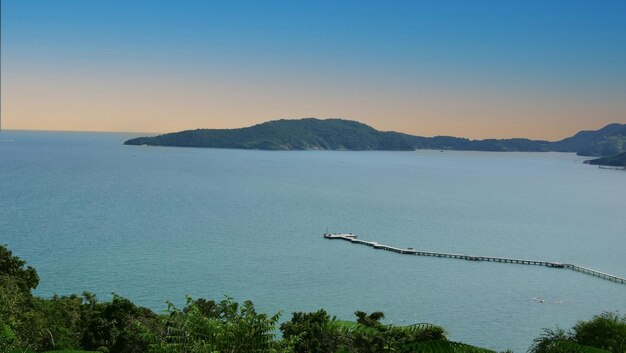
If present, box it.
[2,70,624,140]
[3,1,626,141]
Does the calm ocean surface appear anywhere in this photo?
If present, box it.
[1,130,624,352]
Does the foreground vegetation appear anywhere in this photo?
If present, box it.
[2,245,624,353]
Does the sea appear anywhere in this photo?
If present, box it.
[0,130,624,352]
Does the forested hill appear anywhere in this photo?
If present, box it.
[551,123,626,156]
[126,119,425,151]
[585,152,626,167]
[124,118,626,156]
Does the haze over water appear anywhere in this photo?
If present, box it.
[1,131,624,352]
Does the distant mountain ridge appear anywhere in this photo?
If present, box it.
[124,118,626,156]
[552,123,626,156]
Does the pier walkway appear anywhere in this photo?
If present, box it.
[324,233,625,285]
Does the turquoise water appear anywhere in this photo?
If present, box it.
[0,130,624,352]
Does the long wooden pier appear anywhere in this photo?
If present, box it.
[324,233,626,285]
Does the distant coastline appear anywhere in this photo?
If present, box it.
[585,152,626,168]
[124,118,626,159]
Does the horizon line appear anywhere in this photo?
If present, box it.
[1,119,624,142]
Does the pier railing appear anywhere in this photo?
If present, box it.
[323,233,625,285]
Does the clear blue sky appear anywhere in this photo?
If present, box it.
[2,0,626,138]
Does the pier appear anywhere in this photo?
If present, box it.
[324,233,625,285]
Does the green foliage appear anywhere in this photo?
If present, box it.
[350,312,447,353]
[150,296,280,353]
[405,340,497,353]
[32,294,84,349]
[530,328,577,353]
[586,152,626,167]
[42,351,98,353]
[355,311,386,327]
[6,349,97,353]
[2,245,625,353]
[529,313,626,353]
[0,244,46,352]
[530,338,611,353]
[280,309,343,353]
[0,245,160,353]
[1,320,18,353]
[0,288,158,353]
[573,312,626,353]
[0,245,39,292]
[79,294,159,353]
[278,310,442,353]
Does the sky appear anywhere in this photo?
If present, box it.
[2,0,626,140]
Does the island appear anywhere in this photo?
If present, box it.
[124,118,626,156]
[585,152,626,168]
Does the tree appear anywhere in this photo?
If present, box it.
[81,294,159,353]
[529,313,625,353]
[573,312,626,353]
[151,296,280,353]
[0,244,46,351]
[0,244,39,292]
[529,328,574,353]
[280,309,343,353]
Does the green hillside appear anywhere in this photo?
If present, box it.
[585,152,626,167]
[124,118,626,155]
[126,119,423,150]
[124,118,553,151]
[552,123,626,156]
